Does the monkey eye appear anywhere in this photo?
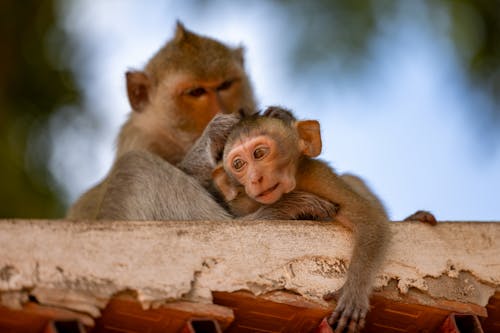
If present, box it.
[187,87,206,97]
[217,80,233,91]
[232,158,246,171]
[253,147,269,160]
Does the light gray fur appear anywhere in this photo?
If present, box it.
[178,113,243,189]
[97,150,231,220]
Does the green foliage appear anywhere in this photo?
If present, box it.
[448,0,500,114]
[268,0,500,128]
[0,1,79,217]
[276,0,396,74]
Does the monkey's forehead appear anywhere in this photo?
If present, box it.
[229,118,295,140]
[227,127,268,147]
[146,31,244,81]
[225,135,275,156]
[224,123,298,157]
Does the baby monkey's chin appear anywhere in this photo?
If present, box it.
[253,182,294,205]
[254,192,281,205]
[251,182,280,205]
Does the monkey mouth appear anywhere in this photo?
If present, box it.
[257,183,280,199]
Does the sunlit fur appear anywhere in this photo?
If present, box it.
[67,23,333,225]
[67,22,256,219]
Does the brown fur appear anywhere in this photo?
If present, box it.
[67,24,337,222]
[212,107,391,332]
[67,22,255,219]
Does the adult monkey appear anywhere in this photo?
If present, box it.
[67,22,336,221]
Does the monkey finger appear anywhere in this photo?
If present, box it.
[358,316,366,331]
[334,314,349,333]
[347,320,358,333]
[327,309,342,326]
[350,309,367,333]
[347,308,361,333]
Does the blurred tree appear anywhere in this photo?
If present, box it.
[275,0,396,75]
[271,0,500,122]
[0,1,79,217]
[447,0,500,124]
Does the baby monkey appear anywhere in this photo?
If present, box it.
[212,106,391,333]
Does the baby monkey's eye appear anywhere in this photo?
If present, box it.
[232,158,246,170]
[253,147,269,160]
[187,87,206,97]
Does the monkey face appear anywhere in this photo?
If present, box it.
[225,135,296,204]
[162,72,248,133]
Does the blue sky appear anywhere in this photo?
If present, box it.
[50,1,500,221]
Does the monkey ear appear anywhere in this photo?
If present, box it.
[212,165,238,201]
[296,120,322,157]
[174,20,187,42]
[233,46,245,65]
[126,71,151,112]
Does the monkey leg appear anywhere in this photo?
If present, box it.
[97,150,232,220]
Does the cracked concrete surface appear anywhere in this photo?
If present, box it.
[0,220,499,318]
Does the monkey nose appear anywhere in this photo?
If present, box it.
[212,93,227,114]
[251,175,264,184]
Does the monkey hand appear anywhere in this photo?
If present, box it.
[178,112,241,185]
[205,113,242,161]
[403,210,437,225]
[279,191,339,220]
[324,285,369,333]
[247,191,339,220]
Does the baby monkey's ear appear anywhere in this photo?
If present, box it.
[212,164,239,201]
[295,120,322,157]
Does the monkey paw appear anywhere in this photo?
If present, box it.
[280,191,339,220]
[247,191,338,220]
[206,113,242,160]
[324,288,369,333]
[403,210,437,225]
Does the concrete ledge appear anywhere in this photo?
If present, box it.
[0,220,499,321]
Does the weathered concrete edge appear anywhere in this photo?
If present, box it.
[0,220,498,317]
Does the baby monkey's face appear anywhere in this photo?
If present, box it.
[224,135,296,204]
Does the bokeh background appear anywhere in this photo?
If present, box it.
[1,0,499,220]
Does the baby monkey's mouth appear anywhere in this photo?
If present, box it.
[257,183,280,198]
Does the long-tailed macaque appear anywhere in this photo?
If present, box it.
[67,23,336,221]
[212,107,391,332]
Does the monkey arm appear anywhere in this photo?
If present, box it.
[178,113,241,188]
[66,181,107,219]
[297,158,391,332]
[97,150,232,220]
[241,190,339,220]
[177,136,214,189]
